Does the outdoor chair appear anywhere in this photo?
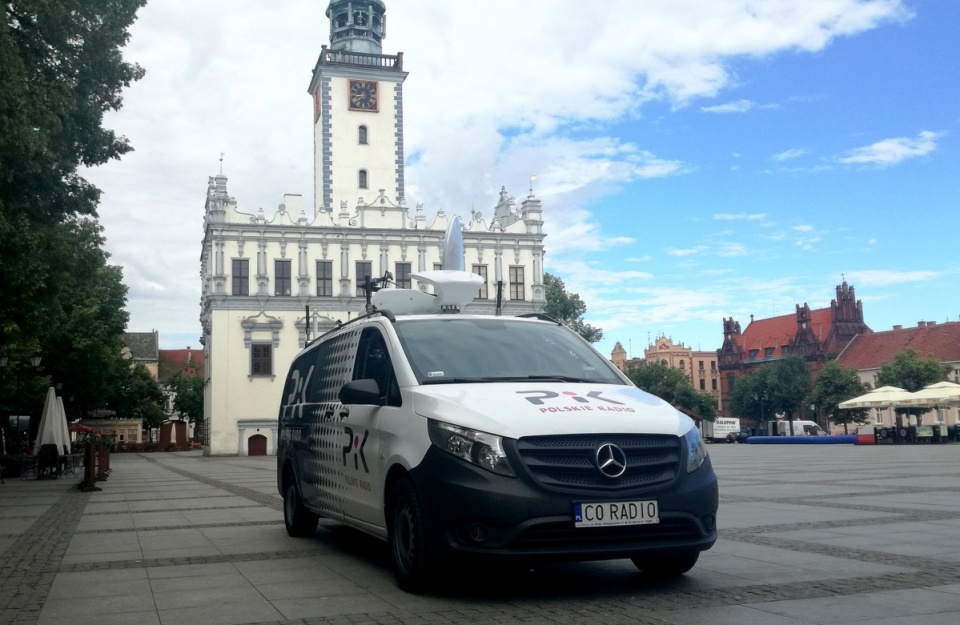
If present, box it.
[37,444,60,479]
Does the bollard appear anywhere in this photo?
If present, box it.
[96,444,109,481]
[78,443,102,492]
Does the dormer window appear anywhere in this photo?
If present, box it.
[358,125,368,144]
[358,169,368,189]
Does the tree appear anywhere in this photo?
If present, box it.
[113,363,165,437]
[168,371,204,430]
[626,361,717,421]
[542,273,603,343]
[1,1,145,418]
[765,356,812,435]
[875,348,950,425]
[728,369,771,427]
[812,361,869,434]
[729,357,812,435]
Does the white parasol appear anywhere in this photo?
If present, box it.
[57,395,72,454]
[838,385,913,409]
[894,381,960,409]
[36,386,68,452]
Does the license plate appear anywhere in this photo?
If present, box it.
[574,500,659,528]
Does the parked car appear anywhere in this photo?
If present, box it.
[725,431,752,444]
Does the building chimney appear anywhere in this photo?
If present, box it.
[927,321,936,326]
[917,321,926,327]
[893,325,902,331]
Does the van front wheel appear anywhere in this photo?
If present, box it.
[631,551,700,577]
[388,479,436,592]
[284,480,319,537]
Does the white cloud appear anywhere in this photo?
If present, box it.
[773,148,808,161]
[669,248,701,256]
[701,99,757,114]
[719,243,749,257]
[713,213,767,221]
[839,130,942,165]
[793,225,814,232]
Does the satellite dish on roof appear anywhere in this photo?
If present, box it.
[371,214,481,314]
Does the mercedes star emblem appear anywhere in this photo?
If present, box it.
[596,443,627,478]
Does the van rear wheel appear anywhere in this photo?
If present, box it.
[284,480,319,537]
[631,551,700,577]
[388,478,436,592]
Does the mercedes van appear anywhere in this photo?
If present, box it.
[276,226,718,592]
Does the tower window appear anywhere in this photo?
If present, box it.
[358,125,368,144]
[358,169,368,189]
[336,12,347,27]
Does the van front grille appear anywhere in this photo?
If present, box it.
[515,434,681,491]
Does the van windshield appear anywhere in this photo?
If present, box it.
[393,318,626,385]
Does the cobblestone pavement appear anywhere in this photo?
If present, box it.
[1,444,960,625]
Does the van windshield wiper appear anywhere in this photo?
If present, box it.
[420,375,598,385]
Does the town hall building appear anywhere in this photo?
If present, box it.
[199,0,547,455]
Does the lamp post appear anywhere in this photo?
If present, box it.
[754,391,768,433]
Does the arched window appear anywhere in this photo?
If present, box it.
[358,169,368,189]
[679,359,685,370]
[358,125,368,144]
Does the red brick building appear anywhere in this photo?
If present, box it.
[717,281,871,418]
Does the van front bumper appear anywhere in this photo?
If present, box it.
[408,446,718,562]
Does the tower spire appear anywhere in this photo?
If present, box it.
[326,0,387,55]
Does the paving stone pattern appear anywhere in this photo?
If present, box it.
[1,445,959,625]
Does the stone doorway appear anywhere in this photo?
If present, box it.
[247,434,267,456]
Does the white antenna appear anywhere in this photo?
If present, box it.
[441,215,464,271]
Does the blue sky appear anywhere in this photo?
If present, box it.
[86,0,959,359]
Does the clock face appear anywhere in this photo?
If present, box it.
[349,80,378,111]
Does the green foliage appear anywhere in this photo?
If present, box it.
[812,361,870,434]
[168,371,205,427]
[0,1,145,419]
[876,348,951,425]
[1,0,147,223]
[765,356,812,434]
[113,363,165,431]
[728,369,770,425]
[542,273,603,343]
[729,356,812,433]
[626,361,717,421]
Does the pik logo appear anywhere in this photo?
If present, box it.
[342,427,369,472]
[517,390,625,406]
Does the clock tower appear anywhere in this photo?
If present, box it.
[309,0,407,215]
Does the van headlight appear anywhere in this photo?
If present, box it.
[428,420,516,477]
[684,425,707,473]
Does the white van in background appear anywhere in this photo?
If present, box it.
[767,419,828,436]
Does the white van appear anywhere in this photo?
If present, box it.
[767,419,827,436]
[276,223,718,592]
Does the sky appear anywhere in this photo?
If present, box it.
[85,0,960,361]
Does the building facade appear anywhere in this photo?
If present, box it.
[610,337,722,412]
[199,0,546,456]
[717,281,871,419]
[836,320,960,428]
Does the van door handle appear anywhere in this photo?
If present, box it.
[339,407,350,419]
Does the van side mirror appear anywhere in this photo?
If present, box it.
[339,379,384,406]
